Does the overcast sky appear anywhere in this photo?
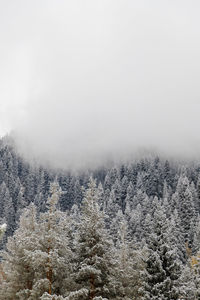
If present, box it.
[1,0,200,169]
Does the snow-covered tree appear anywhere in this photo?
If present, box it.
[69,177,117,299]
[33,180,73,299]
[3,190,15,236]
[124,181,134,213]
[0,181,72,300]
[106,188,121,226]
[178,264,200,300]
[16,184,28,221]
[116,220,145,300]
[175,174,196,243]
[140,203,183,300]
[0,203,39,299]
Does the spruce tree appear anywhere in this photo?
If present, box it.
[116,220,145,300]
[0,203,39,299]
[0,181,72,300]
[175,174,196,243]
[34,180,73,299]
[3,191,15,237]
[69,178,117,299]
[140,203,183,300]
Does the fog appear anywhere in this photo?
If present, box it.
[1,1,200,169]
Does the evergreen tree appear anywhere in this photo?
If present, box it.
[112,179,122,208]
[0,204,39,299]
[3,189,15,237]
[196,176,200,212]
[0,181,9,218]
[178,264,200,300]
[0,181,72,300]
[107,188,121,220]
[170,209,186,262]
[124,181,134,211]
[140,203,183,300]
[128,204,143,241]
[34,181,73,299]
[70,178,117,299]
[16,185,27,222]
[116,220,145,300]
[73,179,83,206]
[174,174,196,243]
[121,176,129,212]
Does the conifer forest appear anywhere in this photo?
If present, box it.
[0,137,200,299]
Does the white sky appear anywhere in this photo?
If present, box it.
[1,0,200,169]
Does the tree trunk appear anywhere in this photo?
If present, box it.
[89,273,95,299]
[47,246,53,295]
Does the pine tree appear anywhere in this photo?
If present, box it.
[34,180,73,299]
[178,264,200,300]
[107,188,121,221]
[124,181,134,212]
[0,203,39,299]
[0,181,72,300]
[121,176,129,212]
[69,178,117,299]
[128,204,143,241]
[73,179,83,206]
[173,174,196,244]
[170,209,186,263]
[16,184,27,222]
[112,179,122,208]
[109,209,124,245]
[193,215,200,254]
[116,220,145,300]
[3,191,15,237]
[196,176,200,213]
[0,181,9,218]
[140,203,183,300]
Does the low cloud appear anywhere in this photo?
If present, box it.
[1,1,200,169]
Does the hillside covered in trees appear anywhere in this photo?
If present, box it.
[0,137,200,298]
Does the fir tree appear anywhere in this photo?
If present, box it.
[70,178,117,299]
[140,203,183,300]
[116,220,145,300]
[0,203,39,299]
[34,180,73,299]
[0,181,72,300]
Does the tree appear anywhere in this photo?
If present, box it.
[178,264,199,300]
[3,190,15,237]
[170,209,186,263]
[175,175,196,242]
[0,181,72,300]
[69,178,117,299]
[121,176,129,212]
[0,182,9,218]
[33,180,73,299]
[16,185,27,222]
[0,203,39,299]
[106,188,121,223]
[124,181,134,212]
[73,179,83,206]
[116,220,145,300]
[140,203,183,300]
